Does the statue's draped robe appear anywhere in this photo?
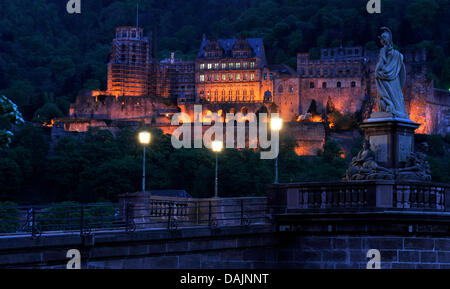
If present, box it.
[375,47,408,119]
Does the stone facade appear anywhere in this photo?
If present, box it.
[297,47,368,115]
[195,37,272,104]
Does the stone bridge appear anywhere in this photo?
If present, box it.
[1,182,450,269]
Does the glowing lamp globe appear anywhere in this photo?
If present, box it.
[211,140,223,152]
[271,117,283,131]
[139,131,151,145]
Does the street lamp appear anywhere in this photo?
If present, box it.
[271,116,283,184]
[211,140,223,198]
[138,131,151,192]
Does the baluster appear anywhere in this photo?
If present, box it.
[345,186,351,207]
[396,185,403,208]
[429,186,436,209]
[423,186,430,208]
[404,186,411,208]
[436,187,443,210]
[321,187,326,209]
[302,188,308,209]
[412,187,418,208]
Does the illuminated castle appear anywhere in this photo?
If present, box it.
[64,26,449,141]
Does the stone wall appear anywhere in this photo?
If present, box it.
[273,235,450,269]
[2,222,450,269]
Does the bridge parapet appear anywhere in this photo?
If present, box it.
[267,181,450,213]
[119,193,268,229]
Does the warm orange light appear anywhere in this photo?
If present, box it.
[212,140,223,152]
[271,116,283,131]
[139,131,151,145]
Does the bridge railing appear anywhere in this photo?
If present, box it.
[267,181,450,212]
[0,197,269,237]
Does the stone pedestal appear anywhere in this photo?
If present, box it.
[360,115,420,169]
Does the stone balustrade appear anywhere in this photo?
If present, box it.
[267,181,449,213]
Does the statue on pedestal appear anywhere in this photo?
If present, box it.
[345,140,394,181]
[374,27,409,119]
[396,142,432,181]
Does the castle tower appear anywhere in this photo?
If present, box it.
[107,27,152,97]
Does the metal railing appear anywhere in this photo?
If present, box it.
[0,198,269,237]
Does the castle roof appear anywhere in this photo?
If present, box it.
[198,38,266,60]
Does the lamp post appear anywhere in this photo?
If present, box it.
[271,116,283,184]
[211,140,223,198]
[138,131,151,192]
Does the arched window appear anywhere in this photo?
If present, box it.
[278,85,284,93]
[351,81,356,88]
[337,82,342,88]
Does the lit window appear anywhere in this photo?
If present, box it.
[207,63,212,70]
[215,74,219,81]
[236,74,241,80]
[243,62,248,69]
[264,74,267,80]
[229,74,233,81]
[200,64,205,70]
[222,63,227,69]
[250,62,255,69]
[250,73,255,80]
[229,63,234,69]
[200,75,205,82]
[215,63,219,69]
[270,73,273,80]
[236,63,241,69]
[222,74,226,81]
